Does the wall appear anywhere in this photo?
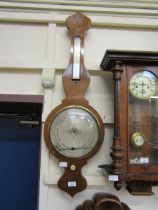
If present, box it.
[0,1,158,210]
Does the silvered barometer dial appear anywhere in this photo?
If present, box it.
[50,106,99,158]
[129,70,157,99]
[44,13,104,197]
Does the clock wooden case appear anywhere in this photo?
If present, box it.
[100,50,158,195]
[75,193,131,210]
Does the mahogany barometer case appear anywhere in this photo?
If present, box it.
[100,50,158,195]
[44,13,104,197]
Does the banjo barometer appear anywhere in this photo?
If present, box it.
[44,13,104,197]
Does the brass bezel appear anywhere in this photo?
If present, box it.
[44,103,104,161]
[131,132,146,149]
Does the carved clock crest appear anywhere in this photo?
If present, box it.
[101,50,158,195]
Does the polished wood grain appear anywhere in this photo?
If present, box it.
[101,50,158,195]
[63,12,91,103]
[75,193,131,210]
[44,13,104,197]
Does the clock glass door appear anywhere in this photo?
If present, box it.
[127,66,158,173]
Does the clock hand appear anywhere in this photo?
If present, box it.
[130,82,149,86]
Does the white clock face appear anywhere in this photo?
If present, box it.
[129,70,157,99]
[49,106,99,158]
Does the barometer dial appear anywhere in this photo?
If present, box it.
[44,13,104,197]
[49,106,99,158]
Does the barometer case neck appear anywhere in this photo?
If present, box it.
[62,13,91,103]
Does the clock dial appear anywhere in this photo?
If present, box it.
[129,70,157,99]
[131,132,145,148]
[49,106,99,158]
[100,50,158,195]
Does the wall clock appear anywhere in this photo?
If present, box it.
[44,13,104,197]
[100,50,158,195]
[75,192,131,210]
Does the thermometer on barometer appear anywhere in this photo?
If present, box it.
[44,13,104,197]
[72,37,81,80]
